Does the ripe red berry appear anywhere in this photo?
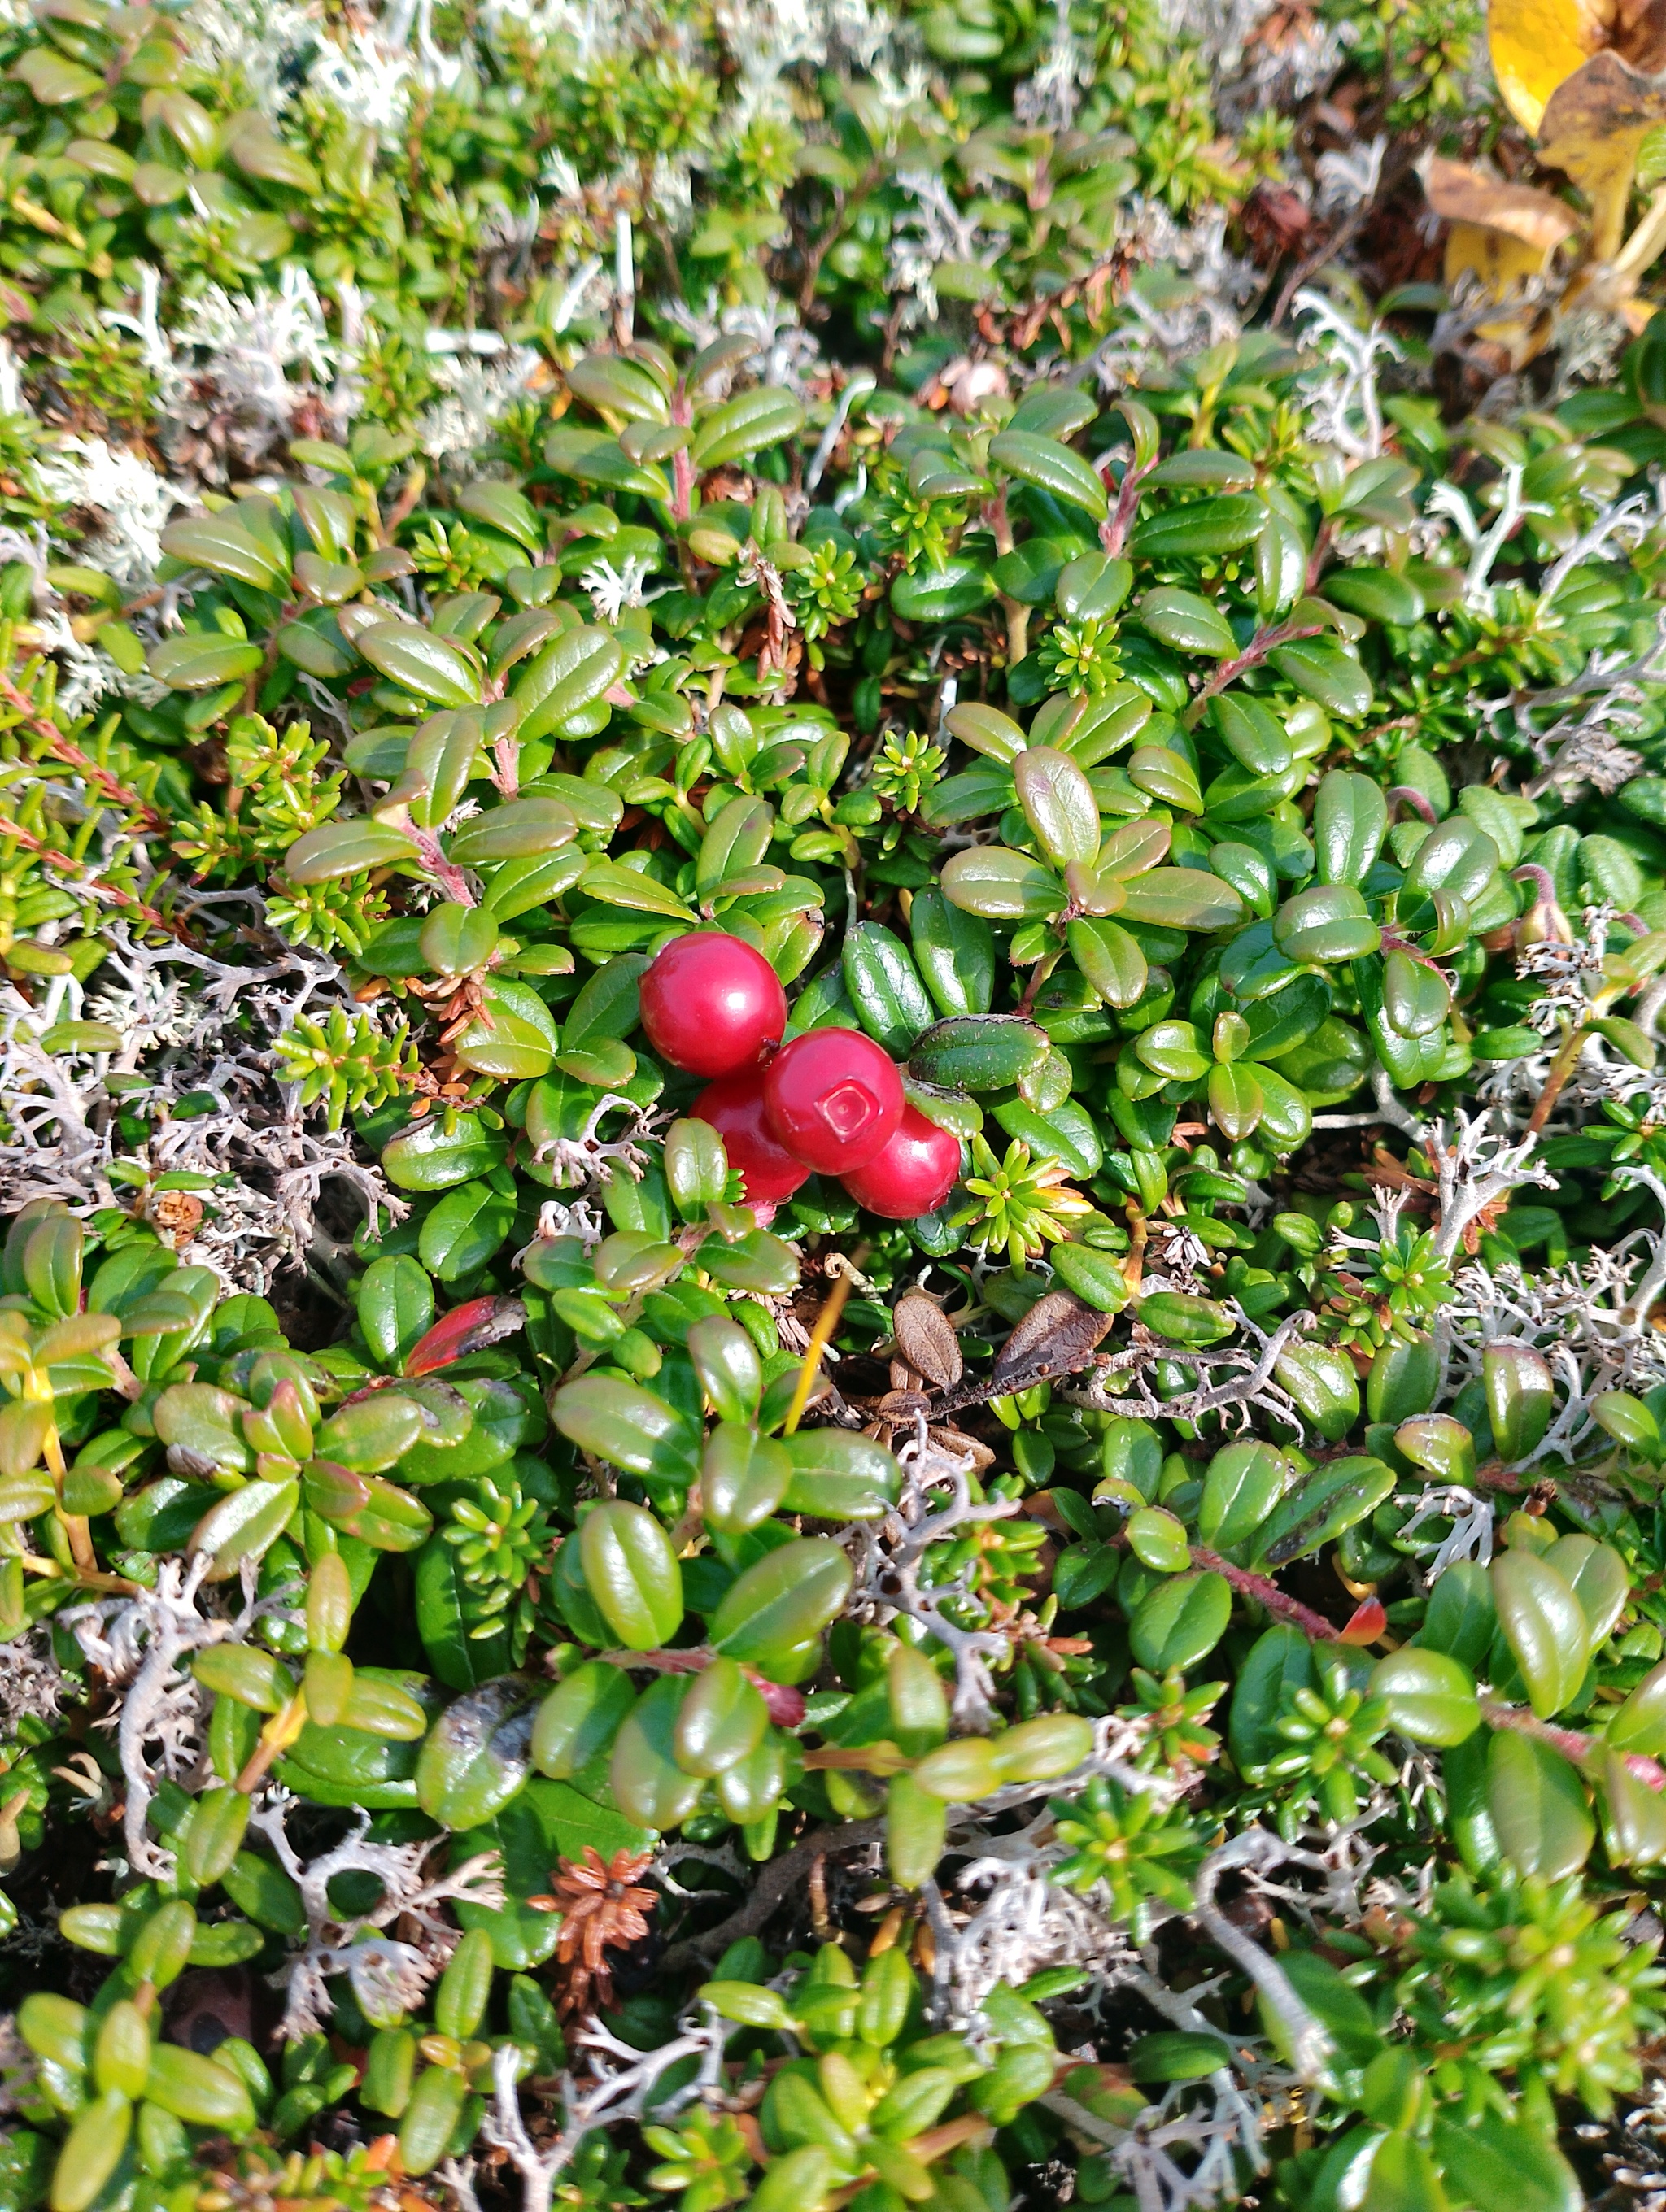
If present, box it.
[763,1027,904,1174]
[840,1106,962,1218]
[639,932,787,1078]
[691,1069,810,1204]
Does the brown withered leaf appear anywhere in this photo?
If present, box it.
[875,1390,934,1427]
[1420,155,1579,366]
[1539,49,1666,259]
[893,1289,963,1391]
[931,1423,993,1470]
[990,1291,1114,1391]
[1421,155,1581,257]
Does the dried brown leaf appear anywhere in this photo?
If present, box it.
[1420,155,1581,252]
[990,1290,1114,1390]
[930,1424,993,1470]
[1421,155,1578,368]
[876,1388,933,1425]
[893,1289,964,1390]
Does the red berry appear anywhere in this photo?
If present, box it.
[691,1069,810,1204]
[639,932,787,1078]
[840,1107,962,1218]
[763,1027,904,1174]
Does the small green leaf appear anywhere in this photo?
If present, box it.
[1129,1570,1231,1671]
[1485,1728,1594,1879]
[1370,1648,1480,1745]
[988,431,1108,520]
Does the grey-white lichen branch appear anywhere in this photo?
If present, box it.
[63,1554,279,1880]
[250,1798,507,2040]
[850,1417,1022,1726]
[480,2008,727,2212]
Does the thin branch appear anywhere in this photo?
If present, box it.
[1189,1832,1333,2084]
[3,675,166,829]
[1481,1700,1666,1792]
[1190,1547,1341,1642]
[658,1817,888,1973]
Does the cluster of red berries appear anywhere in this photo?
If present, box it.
[638,933,962,1218]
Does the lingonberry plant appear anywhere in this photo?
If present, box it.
[14,0,1666,2208]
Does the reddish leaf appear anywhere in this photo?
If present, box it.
[748,1674,807,1728]
[1339,1596,1387,1646]
[404,1295,526,1375]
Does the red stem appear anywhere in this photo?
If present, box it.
[3,677,166,830]
[0,816,185,938]
[1191,1545,1342,1642]
[1101,458,1152,559]
[1480,1700,1666,1792]
[595,1646,805,1726]
[1182,620,1326,729]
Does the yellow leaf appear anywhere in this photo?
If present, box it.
[1422,157,1579,364]
[1489,0,1614,133]
[1538,50,1666,259]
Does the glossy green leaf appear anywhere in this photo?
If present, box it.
[415,1677,536,1829]
[1609,1656,1666,1755]
[691,386,805,468]
[1014,745,1100,868]
[1129,1570,1232,1671]
[1197,1441,1290,1552]
[1312,770,1388,886]
[552,1374,700,1486]
[909,887,996,1015]
[1492,1548,1590,1719]
[450,979,561,1081]
[988,431,1108,520]
[891,562,994,622]
[1116,869,1245,931]
[843,923,933,1056]
[1254,1453,1393,1566]
[578,1499,683,1651]
[673,1657,768,1777]
[709,1538,853,1668]
[382,1113,509,1192]
[1137,586,1236,657]
[530,1661,638,1778]
[514,627,627,742]
[940,846,1061,921]
[610,1674,704,1830]
[1483,1341,1555,1463]
[1130,494,1263,558]
[1271,1340,1362,1442]
[780,1428,899,1521]
[161,515,289,593]
[447,797,578,864]
[1542,1532,1629,1649]
[356,623,482,708]
[284,818,420,884]
[1323,566,1424,625]
[1271,883,1380,964]
[1067,917,1149,1007]
[1370,1648,1480,1744]
[1485,1728,1594,1879]
[1429,2111,1581,2212]
[909,1013,1049,1091]
[189,1478,299,1578]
